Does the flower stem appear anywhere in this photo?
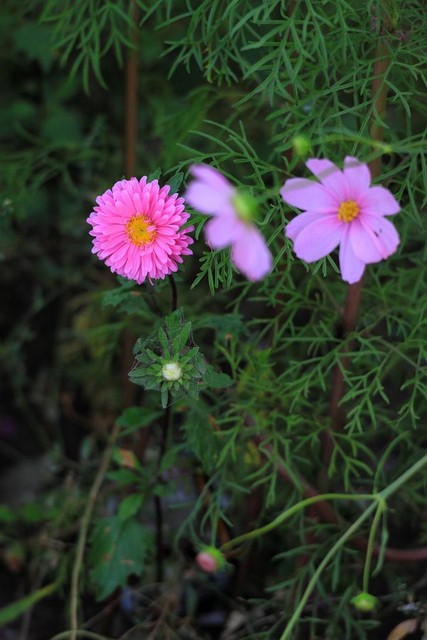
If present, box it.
[69,423,120,639]
[154,393,173,582]
[264,443,427,562]
[121,0,140,408]
[322,19,392,470]
[220,492,375,553]
[169,274,178,313]
[279,453,427,640]
[362,498,386,593]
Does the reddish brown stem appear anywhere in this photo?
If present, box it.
[124,0,139,180]
[121,0,140,409]
[322,32,392,469]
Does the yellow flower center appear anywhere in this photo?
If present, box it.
[126,215,156,245]
[337,200,360,223]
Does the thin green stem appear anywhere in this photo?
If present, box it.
[169,274,178,313]
[220,493,375,553]
[362,498,386,593]
[50,632,113,640]
[69,424,120,640]
[279,453,427,640]
[280,501,378,640]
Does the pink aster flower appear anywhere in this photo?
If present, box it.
[87,177,194,284]
[185,164,272,281]
[280,157,400,284]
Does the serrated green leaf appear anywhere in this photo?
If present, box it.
[173,322,192,353]
[182,404,219,473]
[203,367,234,389]
[89,517,151,600]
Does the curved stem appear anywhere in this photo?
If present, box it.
[264,443,427,562]
[279,453,427,640]
[69,424,120,640]
[220,493,375,553]
[50,632,113,640]
[322,22,392,471]
[362,498,385,593]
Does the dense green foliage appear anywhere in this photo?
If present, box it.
[0,0,426,638]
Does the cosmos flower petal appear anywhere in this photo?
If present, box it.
[204,215,244,249]
[190,164,235,195]
[231,226,272,281]
[306,159,347,199]
[280,178,338,212]
[348,218,384,263]
[186,181,234,216]
[339,227,366,284]
[360,186,400,215]
[343,156,371,198]
[281,156,400,283]
[360,214,400,259]
[293,216,344,262]
[285,211,331,242]
[186,165,272,282]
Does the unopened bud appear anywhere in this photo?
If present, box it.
[351,592,379,612]
[232,192,258,224]
[292,135,311,159]
[162,362,182,381]
[196,546,226,573]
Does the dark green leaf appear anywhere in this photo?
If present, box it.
[89,517,151,600]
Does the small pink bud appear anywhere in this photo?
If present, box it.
[195,546,226,573]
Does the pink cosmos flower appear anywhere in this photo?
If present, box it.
[87,177,194,284]
[185,165,272,281]
[280,157,400,284]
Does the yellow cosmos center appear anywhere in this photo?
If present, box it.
[126,215,156,246]
[337,200,360,223]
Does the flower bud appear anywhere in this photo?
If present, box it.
[232,192,258,224]
[161,362,182,381]
[292,135,311,159]
[351,592,379,612]
[196,546,226,573]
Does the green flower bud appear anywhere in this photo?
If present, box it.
[232,191,258,224]
[351,592,379,612]
[292,135,311,159]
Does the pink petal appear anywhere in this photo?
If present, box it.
[339,226,365,284]
[204,215,244,249]
[348,218,384,263]
[360,214,400,259]
[231,226,272,281]
[185,182,235,216]
[360,186,400,215]
[305,159,347,199]
[292,216,344,262]
[285,211,332,241]
[343,156,371,199]
[280,178,338,213]
[190,164,234,194]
